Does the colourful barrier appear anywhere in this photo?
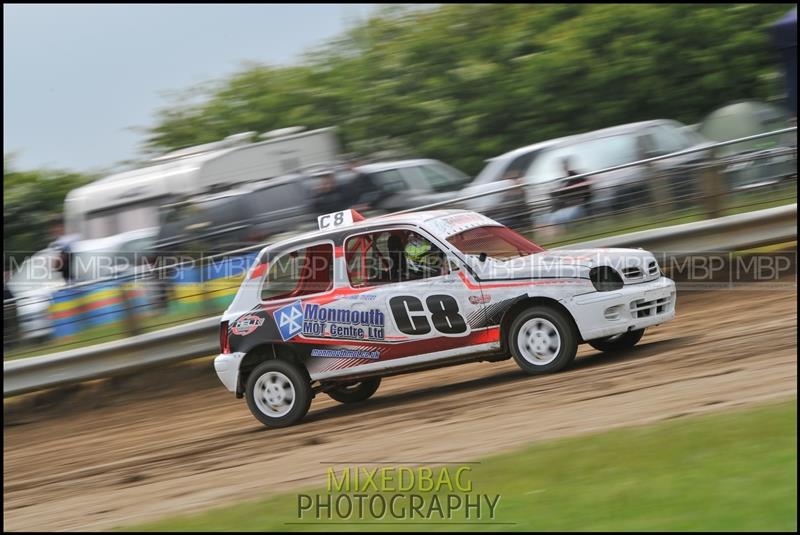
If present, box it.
[120,282,156,320]
[49,279,156,339]
[50,286,89,338]
[167,253,258,315]
[83,280,126,328]
[46,253,256,339]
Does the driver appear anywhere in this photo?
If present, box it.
[403,233,442,279]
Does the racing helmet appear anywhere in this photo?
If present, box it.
[404,234,439,278]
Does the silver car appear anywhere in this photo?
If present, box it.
[462,120,713,223]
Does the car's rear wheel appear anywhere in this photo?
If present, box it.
[326,377,381,404]
[588,329,645,352]
[508,306,578,375]
[245,360,312,428]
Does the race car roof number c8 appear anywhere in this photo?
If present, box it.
[317,209,365,231]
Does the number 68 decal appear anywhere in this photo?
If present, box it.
[389,294,469,336]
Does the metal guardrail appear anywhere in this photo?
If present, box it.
[4,316,219,397]
[388,127,798,215]
[558,203,798,252]
[4,203,796,397]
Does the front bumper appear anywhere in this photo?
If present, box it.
[214,352,246,393]
[569,276,676,341]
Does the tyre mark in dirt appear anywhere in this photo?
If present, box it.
[3,284,797,531]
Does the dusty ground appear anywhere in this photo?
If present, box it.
[3,283,797,531]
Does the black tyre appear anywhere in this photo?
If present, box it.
[326,377,382,404]
[588,329,645,353]
[245,359,312,428]
[508,305,578,375]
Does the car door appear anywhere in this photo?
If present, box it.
[340,226,491,367]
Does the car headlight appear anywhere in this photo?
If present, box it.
[589,266,623,292]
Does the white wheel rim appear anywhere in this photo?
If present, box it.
[517,317,561,365]
[254,371,296,417]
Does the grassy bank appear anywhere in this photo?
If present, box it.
[126,399,797,532]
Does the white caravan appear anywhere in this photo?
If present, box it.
[64,127,340,240]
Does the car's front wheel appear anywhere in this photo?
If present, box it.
[588,329,645,352]
[326,378,381,404]
[508,306,578,375]
[245,360,312,428]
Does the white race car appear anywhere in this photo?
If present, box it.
[215,209,676,427]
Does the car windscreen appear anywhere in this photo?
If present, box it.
[526,134,639,184]
[472,156,514,185]
[416,162,471,192]
[161,195,246,225]
[447,225,544,261]
[158,195,247,240]
[244,181,307,219]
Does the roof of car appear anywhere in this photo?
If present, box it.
[260,209,487,252]
[237,173,305,192]
[487,119,675,163]
[355,159,440,174]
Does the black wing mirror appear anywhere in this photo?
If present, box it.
[478,252,488,263]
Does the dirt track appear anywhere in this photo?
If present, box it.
[3,283,797,531]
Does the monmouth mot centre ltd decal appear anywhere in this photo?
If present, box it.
[273,301,385,342]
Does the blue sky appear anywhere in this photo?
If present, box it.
[3,4,380,173]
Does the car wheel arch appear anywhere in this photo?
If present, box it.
[499,296,582,355]
[236,343,309,397]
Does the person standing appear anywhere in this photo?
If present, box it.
[311,170,346,215]
[496,170,531,230]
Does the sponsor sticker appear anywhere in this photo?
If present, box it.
[275,301,305,341]
[273,300,386,342]
[310,348,381,360]
[231,314,265,336]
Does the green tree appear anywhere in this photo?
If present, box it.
[142,4,790,175]
[3,156,95,271]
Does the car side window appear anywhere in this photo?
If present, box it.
[345,229,448,287]
[368,170,407,194]
[507,152,536,179]
[647,126,684,154]
[267,183,299,208]
[416,165,454,190]
[526,150,564,184]
[399,166,432,191]
[260,243,333,301]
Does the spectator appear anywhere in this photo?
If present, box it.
[551,157,593,214]
[496,170,531,230]
[541,157,592,238]
[343,158,383,212]
[311,170,346,215]
[47,216,78,283]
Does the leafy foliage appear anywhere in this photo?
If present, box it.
[144,4,789,175]
[4,4,789,268]
[3,156,94,270]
